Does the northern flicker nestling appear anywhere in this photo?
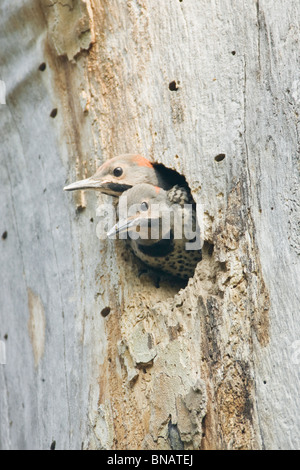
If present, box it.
[64,154,200,279]
[107,183,202,280]
[63,154,179,196]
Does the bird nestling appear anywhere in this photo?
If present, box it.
[107,183,202,280]
[63,154,174,196]
[64,154,201,280]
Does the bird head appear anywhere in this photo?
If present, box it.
[107,184,171,242]
[64,154,161,197]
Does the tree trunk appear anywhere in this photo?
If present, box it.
[1,0,299,450]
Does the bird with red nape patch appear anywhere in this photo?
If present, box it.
[64,153,175,197]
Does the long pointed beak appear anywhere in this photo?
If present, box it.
[63,177,101,192]
[107,217,141,237]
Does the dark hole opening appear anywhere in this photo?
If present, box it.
[2,231,7,240]
[76,205,86,215]
[215,153,226,162]
[101,307,111,317]
[39,63,46,71]
[169,80,179,91]
[50,108,58,118]
[152,161,188,190]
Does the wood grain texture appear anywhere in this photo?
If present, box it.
[0,0,299,450]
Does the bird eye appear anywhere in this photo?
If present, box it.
[113,167,123,177]
[141,202,149,211]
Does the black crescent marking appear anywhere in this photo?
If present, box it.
[137,231,174,257]
[107,183,132,193]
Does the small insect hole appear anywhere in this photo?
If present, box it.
[231,51,236,55]
[215,153,226,162]
[50,108,58,118]
[101,307,111,317]
[39,63,46,71]
[76,205,85,215]
[2,231,8,240]
[169,80,179,91]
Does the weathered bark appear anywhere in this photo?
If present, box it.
[0,0,299,450]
